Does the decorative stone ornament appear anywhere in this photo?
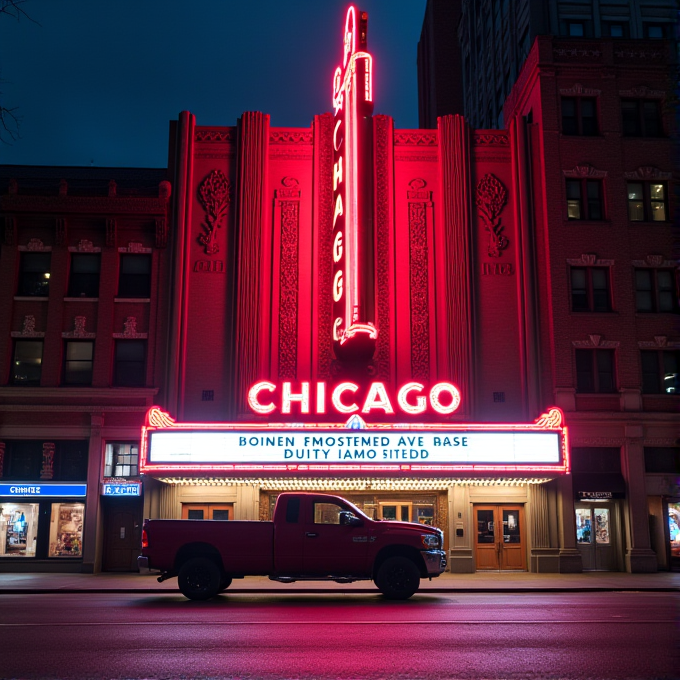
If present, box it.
[476,173,509,257]
[197,169,231,255]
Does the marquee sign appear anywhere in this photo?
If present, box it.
[0,483,87,497]
[332,6,377,361]
[140,407,570,475]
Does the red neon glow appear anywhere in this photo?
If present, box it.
[248,381,276,414]
[397,382,427,414]
[429,382,462,415]
[361,382,395,414]
[331,382,360,414]
[140,407,570,476]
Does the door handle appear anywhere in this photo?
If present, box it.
[305,532,318,538]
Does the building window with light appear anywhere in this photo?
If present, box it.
[635,269,678,313]
[576,349,616,393]
[641,351,680,394]
[118,254,151,298]
[561,97,598,136]
[67,254,101,298]
[571,267,611,312]
[18,253,51,297]
[63,341,94,385]
[627,182,668,221]
[566,179,604,220]
[12,340,43,386]
[104,442,139,477]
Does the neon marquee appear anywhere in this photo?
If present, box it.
[140,407,570,475]
[332,6,377,361]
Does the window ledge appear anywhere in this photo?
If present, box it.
[114,298,150,303]
[64,297,99,302]
[565,220,611,226]
[635,312,679,317]
[13,296,48,301]
[570,311,619,316]
[629,221,672,226]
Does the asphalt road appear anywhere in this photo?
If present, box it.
[0,591,676,679]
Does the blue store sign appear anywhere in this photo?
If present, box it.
[0,483,87,497]
[101,483,141,497]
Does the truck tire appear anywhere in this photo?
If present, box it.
[218,575,233,592]
[178,557,221,600]
[375,556,420,600]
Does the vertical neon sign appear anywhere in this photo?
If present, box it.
[332,6,377,362]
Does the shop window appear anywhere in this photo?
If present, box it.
[570,267,611,312]
[54,441,88,481]
[575,349,616,393]
[114,340,146,387]
[104,442,139,478]
[566,179,604,220]
[12,340,43,386]
[634,269,677,313]
[0,503,39,557]
[644,448,680,474]
[48,502,84,557]
[63,341,94,385]
[602,22,629,38]
[668,503,680,561]
[67,254,100,298]
[627,182,668,221]
[18,252,51,297]
[622,100,662,137]
[118,254,151,298]
[641,350,680,394]
[561,97,598,135]
[2,441,43,479]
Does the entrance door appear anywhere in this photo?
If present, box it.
[474,505,526,571]
[181,504,233,520]
[575,502,619,570]
[103,498,142,572]
[378,502,412,522]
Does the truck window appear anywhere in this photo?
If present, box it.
[285,497,300,523]
[313,502,344,524]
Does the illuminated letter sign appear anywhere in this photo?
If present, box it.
[332,6,377,362]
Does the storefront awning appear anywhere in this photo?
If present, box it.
[572,473,626,499]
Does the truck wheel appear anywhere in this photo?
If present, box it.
[376,556,420,600]
[178,557,221,600]
[218,575,233,592]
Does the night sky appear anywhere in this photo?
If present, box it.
[0,0,427,168]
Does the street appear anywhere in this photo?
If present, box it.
[0,591,676,679]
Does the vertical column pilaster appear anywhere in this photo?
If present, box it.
[82,413,103,573]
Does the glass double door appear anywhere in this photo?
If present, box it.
[575,502,619,570]
[475,505,526,571]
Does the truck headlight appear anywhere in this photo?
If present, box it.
[421,533,441,549]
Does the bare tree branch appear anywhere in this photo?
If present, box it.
[0,0,38,23]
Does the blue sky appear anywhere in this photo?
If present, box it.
[0,0,427,167]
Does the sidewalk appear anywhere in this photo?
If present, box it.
[0,570,678,594]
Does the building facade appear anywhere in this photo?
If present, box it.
[418,0,678,128]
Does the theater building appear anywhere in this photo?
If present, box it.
[1,8,677,574]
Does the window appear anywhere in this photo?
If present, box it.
[313,502,344,524]
[635,269,677,312]
[627,182,668,221]
[576,349,616,393]
[48,503,84,558]
[67,254,100,298]
[571,267,611,312]
[285,497,300,523]
[118,254,151,298]
[104,442,139,477]
[566,179,604,220]
[644,24,668,39]
[0,503,39,557]
[622,100,662,137]
[568,21,584,37]
[561,97,598,135]
[63,341,94,385]
[644,448,680,474]
[12,340,43,386]
[18,253,51,297]
[114,340,146,386]
[571,447,621,474]
[603,22,629,38]
[641,350,679,394]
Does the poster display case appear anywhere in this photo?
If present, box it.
[48,502,84,557]
[0,503,39,557]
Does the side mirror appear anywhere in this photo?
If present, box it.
[339,511,363,527]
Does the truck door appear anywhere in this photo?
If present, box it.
[273,495,306,574]
[302,497,369,575]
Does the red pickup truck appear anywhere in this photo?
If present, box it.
[138,492,446,600]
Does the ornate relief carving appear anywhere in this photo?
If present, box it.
[472,132,509,146]
[275,178,300,380]
[559,83,601,97]
[26,238,46,252]
[553,44,602,61]
[195,128,236,143]
[567,254,614,267]
[638,337,680,349]
[40,442,55,480]
[55,218,67,246]
[476,174,509,257]
[394,154,438,162]
[623,166,672,180]
[269,130,313,144]
[62,316,95,339]
[75,240,96,252]
[534,408,564,428]
[155,218,167,249]
[106,218,116,248]
[571,437,625,447]
[614,47,664,62]
[618,86,665,99]
[563,164,607,178]
[373,115,391,381]
[631,255,675,268]
[644,438,680,447]
[572,335,620,349]
[3,216,16,245]
[11,315,45,338]
[119,241,150,254]
[197,169,231,255]
[113,316,148,339]
[394,131,437,146]
[316,114,334,381]
[409,198,430,380]
[158,181,171,200]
